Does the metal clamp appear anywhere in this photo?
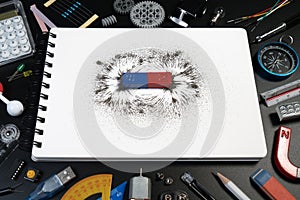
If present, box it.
[169,7,195,28]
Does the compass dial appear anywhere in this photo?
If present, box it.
[258,42,299,78]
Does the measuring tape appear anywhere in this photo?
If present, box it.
[260,79,300,107]
[61,174,112,200]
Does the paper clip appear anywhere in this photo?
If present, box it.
[274,126,300,181]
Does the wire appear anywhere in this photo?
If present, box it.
[250,0,287,32]
[243,0,290,28]
[227,0,291,24]
[0,183,23,196]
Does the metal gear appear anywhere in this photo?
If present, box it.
[0,124,20,144]
[130,1,165,28]
[113,0,135,15]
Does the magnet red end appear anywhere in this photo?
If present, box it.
[274,126,300,181]
[0,82,3,93]
[147,72,172,88]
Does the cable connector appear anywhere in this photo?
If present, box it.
[26,166,76,200]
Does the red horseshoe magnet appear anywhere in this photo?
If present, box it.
[274,126,300,181]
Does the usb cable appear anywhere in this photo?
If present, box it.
[26,166,76,200]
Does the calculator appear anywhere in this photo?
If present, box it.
[0,0,35,66]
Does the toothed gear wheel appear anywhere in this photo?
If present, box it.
[0,124,20,144]
[130,1,165,28]
[113,0,135,14]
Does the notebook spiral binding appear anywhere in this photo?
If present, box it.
[21,32,57,150]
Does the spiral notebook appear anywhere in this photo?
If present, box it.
[32,28,267,161]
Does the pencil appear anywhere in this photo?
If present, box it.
[216,172,251,200]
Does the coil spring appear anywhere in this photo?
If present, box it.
[102,15,117,27]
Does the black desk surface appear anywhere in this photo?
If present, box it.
[0,0,300,199]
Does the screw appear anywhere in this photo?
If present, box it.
[164,194,173,200]
[177,192,189,200]
[156,172,165,181]
[164,177,174,185]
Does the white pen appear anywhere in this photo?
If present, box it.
[216,172,251,200]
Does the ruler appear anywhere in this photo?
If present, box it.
[61,174,112,200]
[260,79,300,107]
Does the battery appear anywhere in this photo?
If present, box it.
[121,72,172,89]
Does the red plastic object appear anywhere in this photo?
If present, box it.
[274,126,300,181]
[251,169,296,200]
[263,176,296,200]
[147,72,172,88]
[0,82,3,93]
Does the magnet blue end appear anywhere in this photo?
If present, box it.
[250,168,271,187]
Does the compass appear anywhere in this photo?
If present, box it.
[257,42,299,79]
